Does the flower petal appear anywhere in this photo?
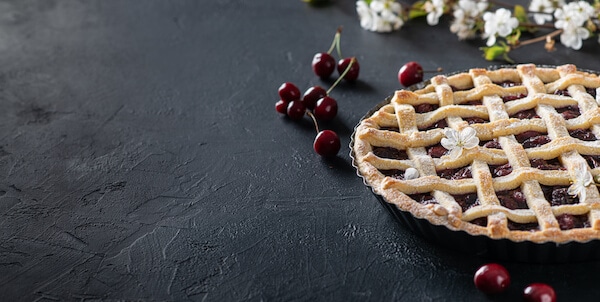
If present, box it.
[404,168,419,180]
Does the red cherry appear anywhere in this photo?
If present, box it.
[312,53,336,78]
[275,100,288,114]
[523,283,556,302]
[314,130,340,157]
[302,85,327,110]
[473,263,511,294]
[337,57,360,81]
[278,82,301,102]
[314,96,338,121]
[398,61,424,87]
[286,100,306,121]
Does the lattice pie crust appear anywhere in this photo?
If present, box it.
[353,64,600,243]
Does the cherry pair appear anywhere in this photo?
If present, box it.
[312,27,360,81]
[474,263,556,302]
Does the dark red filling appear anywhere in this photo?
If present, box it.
[530,158,565,170]
[470,217,487,227]
[541,185,578,206]
[556,105,580,119]
[554,89,570,96]
[496,81,522,87]
[502,93,527,102]
[554,88,596,98]
[510,108,539,119]
[373,147,408,160]
[569,128,597,141]
[414,103,439,113]
[515,131,550,148]
[419,119,448,131]
[556,214,589,230]
[380,169,405,179]
[438,166,472,180]
[453,193,480,212]
[427,144,448,158]
[481,139,502,149]
[584,155,600,168]
[489,163,513,177]
[461,100,483,106]
[497,188,527,209]
[409,193,438,205]
[507,220,539,231]
[464,117,487,124]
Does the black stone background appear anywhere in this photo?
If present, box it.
[1,0,600,301]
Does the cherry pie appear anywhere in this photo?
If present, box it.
[352,64,600,244]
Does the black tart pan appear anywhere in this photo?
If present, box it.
[350,67,600,263]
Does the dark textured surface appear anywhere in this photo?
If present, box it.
[1,0,600,301]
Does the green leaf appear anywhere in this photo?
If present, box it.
[480,43,514,63]
[409,1,428,19]
[513,5,528,24]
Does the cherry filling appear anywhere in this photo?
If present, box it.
[554,89,570,96]
[461,100,483,106]
[530,158,565,170]
[507,220,539,231]
[510,108,539,119]
[515,131,550,148]
[427,143,448,158]
[497,188,527,209]
[480,139,502,149]
[373,147,408,160]
[414,103,439,113]
[556,105,580,120]
[569,128,597,141]
[584,155,600,168]
[587,87,597,98]
[379,127,400,132]
[502,93,527,102]
[541,185,578,206]
[409,193,438,205]
[463,117,487,124]
[489,163,513,177]
[496,81,522,88]
[452,193,480,212]
[438,166,472,180]
[419,119,448,131]
[470,217,487,227]
[556,214,590,230]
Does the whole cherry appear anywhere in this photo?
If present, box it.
[314,96,338,122]
[313,129,341,157]
[312,53,336,79]
[473,263,511,295]
[302,85,327,110]
[523,283,556,302]
[278,82,301,102]
[338,57,360,81]
[275,100,288,114]
[286,100,306,121]
[312,27,342,79]
[398,61,424,87]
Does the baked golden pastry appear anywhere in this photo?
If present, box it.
[352,64,600,244]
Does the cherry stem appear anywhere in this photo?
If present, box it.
[306,110,320,133]
[326,57,355,95]
[511,29,562,49]
[327,26,343,56]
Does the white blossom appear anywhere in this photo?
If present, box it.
[450,0,488,40]
[424,0,445,26]
[356,0,404,33]
[440,127,479,159]
[529,0,564,25]
[554,1,594,50]
[482,8,519,46]
[567,162,593,203]
[404,168,420,180]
